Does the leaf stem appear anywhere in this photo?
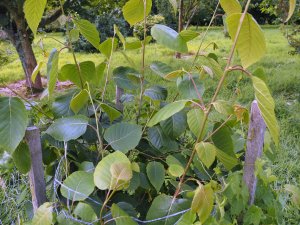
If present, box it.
[136,0,148,124]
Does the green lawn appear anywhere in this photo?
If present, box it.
[1,27,300,221]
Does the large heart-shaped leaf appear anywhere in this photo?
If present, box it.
[70,89,89,114]
[178,75,205,99]
[111,204,138,225]
[60,61,97,88]
[113,67,140,90]
[187,108,207,140]
[146,161,165,192]
[99,38,118,58]
[144,86,168,101]
[12,142,31,174]
[150,61,173,78]
[60,171,95,201]
[252,76,279,146]
[0,97,28,153]
[32,202,53,225]
[74,19,100,50]
[151,24,188,53]
[104,123,142,153]
[195,142,216,168]
[191,183,214,223]
[227,13,266,68]
[94,151,132,190]
[24,0,47,36]
[74,203,97,222]
[122,0,152,26]
[45,115,89,142]
[146,195,191,225]
[160,111,187,138]
[148,100,189,127]
[212,123,235,157]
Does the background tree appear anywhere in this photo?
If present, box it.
[0,0,69,91]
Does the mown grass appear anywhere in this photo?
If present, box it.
[0,26,299,222]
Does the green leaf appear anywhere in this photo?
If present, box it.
[164,70,184,80]
[99,103,122,123]
[24,0,47,36]
[95,62,107,87]
[146,195,191,225]
[286,0,296,22]
[187,108,207,140]
[252,76,279,146]
[74,19,100,50]
[70,89,89,114]
[32,202,53,225]
[60,171,94,201]
[216,148,238,170]
[176,211,197,225]
[148,126,176,150]
[74,203,97,222]
[198,55,223,78]
[179,30,199,42]
[111,204,138,225]
[99,38,118,58]
[151,24,188,53]
[178,75,205,99]
[60,61,97,88]
[114,25,126,47]
[195,142,216,168]
[126,40,142,50]
[12,142,31,174]
[94,151,132,190]
[45,115,89,142]
[47,49,59,98]
[31,61,43,83]
[160,111,187,138]
[244,205,264,225]
[220,0,242,15]
[148,100,189,127]
[144,85,168,101]
[0,97,28,153]
[227,13,266,68]
[150,61,173,78]
[104,123,142,153]
[69,29,80,43]
[212,100,234,115]
[212,123,235,157]
[52,91,76,117]
[146,161,165,192]
[191,183,214,223]
[113,66,140,90]
[168,164,184,177]
[122,0,152,26]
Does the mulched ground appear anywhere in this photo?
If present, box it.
[0,78,74,99]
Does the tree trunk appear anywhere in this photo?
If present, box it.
[18,25,43,91]
[175,0,184,59]
[7,20,43,91]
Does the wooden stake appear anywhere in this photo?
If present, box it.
[116,86,124,111]
[25,126,47,212]
[243,100,266,204]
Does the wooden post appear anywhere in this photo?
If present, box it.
[25,126,47,212]
[116,86,124,111]
[243,101,266,204]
